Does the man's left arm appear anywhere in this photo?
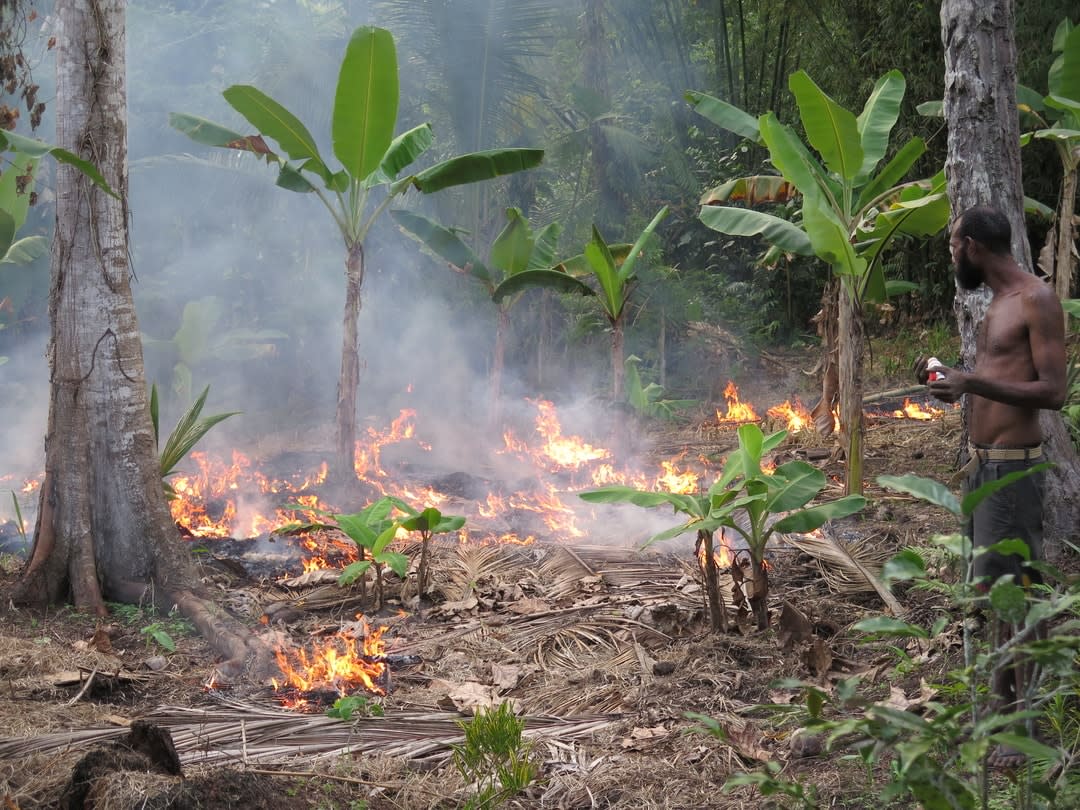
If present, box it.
[964,285,1067,409]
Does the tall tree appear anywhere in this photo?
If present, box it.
[941,0,1080,553]
[13,0,263,678]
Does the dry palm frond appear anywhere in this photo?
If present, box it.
[781,529,902,615]
[0,703,621,767]
[437,544,521,602]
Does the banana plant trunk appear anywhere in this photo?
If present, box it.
[837,281,865,495]
[698,529,728,633]
[490,307,509,427]
[611,320,625,402]
[749,555,770,631]
[335,242,364,484]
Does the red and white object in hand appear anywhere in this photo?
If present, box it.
[926,357,945,382]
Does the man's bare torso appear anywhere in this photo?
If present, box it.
[971,284,1043,447]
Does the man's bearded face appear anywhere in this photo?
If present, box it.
[955,240,983,290]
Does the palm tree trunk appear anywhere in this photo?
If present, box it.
[14,0,268,679]
[1054,167,1077,301]
[838,281,865,495]
[335,242,364,483]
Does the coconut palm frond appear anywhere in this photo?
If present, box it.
[781,529,903,615]
[439,544,522,601]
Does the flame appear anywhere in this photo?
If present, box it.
[697,529,734,569]
[767,399,813,433]
[272,623,387,698]
[892,398,939,421]
[503,400,610,471]
[716,381,759,423]
[654,459,699,494]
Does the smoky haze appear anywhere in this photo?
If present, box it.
[1,0,699,552]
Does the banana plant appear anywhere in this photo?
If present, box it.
[398,505,466,599]
[558,206,669,402]
[170,26,543,484]
[390,206,594,424]
[582,423,865,630]
[688,71,950,496]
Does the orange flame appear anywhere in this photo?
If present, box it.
[716,381,759,423]
[892,398,939,421]
[767,399,813,433]
[272,624,387,697]
[698,529,734,569]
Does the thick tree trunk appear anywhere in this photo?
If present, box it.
[334,242,364,484]
[13,0,267,679]
[838,282,865,495]
[942,0,1080,558]
[1053,167,1077,302]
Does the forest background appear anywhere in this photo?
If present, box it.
[1,0,1076,475]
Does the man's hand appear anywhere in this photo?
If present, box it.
[913,356,930,385]
[926,366,967,403]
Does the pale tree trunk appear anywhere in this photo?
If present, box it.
[811,277,840,437]
[1052,166,1077,301]
[610,320,625,402]
[334,242,363,484]
[13,0,268,679]
[837,281,865,495]
[942,0,1080,559]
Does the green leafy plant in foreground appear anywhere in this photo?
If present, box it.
[452,701,537,810]
[140,622,177,653]
[327,694,384,721]
[703,469,1078,810]
[151,383,240,498]
[282,497,465,607]
[581,423,865,630]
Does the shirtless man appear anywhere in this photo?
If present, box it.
[914,204,1067,766]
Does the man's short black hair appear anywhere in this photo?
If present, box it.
[956,206,1012,255]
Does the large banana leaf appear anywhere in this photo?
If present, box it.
[698,205,813,256]
[772,495,866,533]
[766,460,828,512]
[855,70,905,182]
[372,123,434,184]
[616,206,669,284]
[1,235,47,265]
[584,227,622,318]
[579,486,706,518]
[400,148,544,194]
[1049,24,1080,100]
[0,154,36,233]
[490,208,533,276]
[802,199,864,276]
[333,26,399,181]
[389,209,492,286]
[223,85,327,173]
[0,130,116,198]
[855,137,927,212]
[758,114,831,209]
[555,244,632,276]
[491,267,595,303]
[700,176,798,207]
[527,222,561,272]
[684,90,761,142]
[789,71,863,183]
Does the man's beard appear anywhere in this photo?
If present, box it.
[955,247,983,290]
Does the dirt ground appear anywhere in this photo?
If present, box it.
[0,360,1072,809]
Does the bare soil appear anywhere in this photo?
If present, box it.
[0,362,1071,810]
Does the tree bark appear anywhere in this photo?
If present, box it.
[837,281,865,495]
[942,0,1080,558]
[334,241,364,484]
[12,0,268,679]
[610,320,625,402]
[1053,165,1077,302]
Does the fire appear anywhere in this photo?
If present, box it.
[654,459,699,494]
[767,399,813,433]
[272,623,388,698]
[697,528,735,569]
[716,381,759,423]
[892,398,939,421]
[503,399,610,471]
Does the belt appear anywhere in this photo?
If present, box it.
[949,444,1043,486]
[969,444,1042,462]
